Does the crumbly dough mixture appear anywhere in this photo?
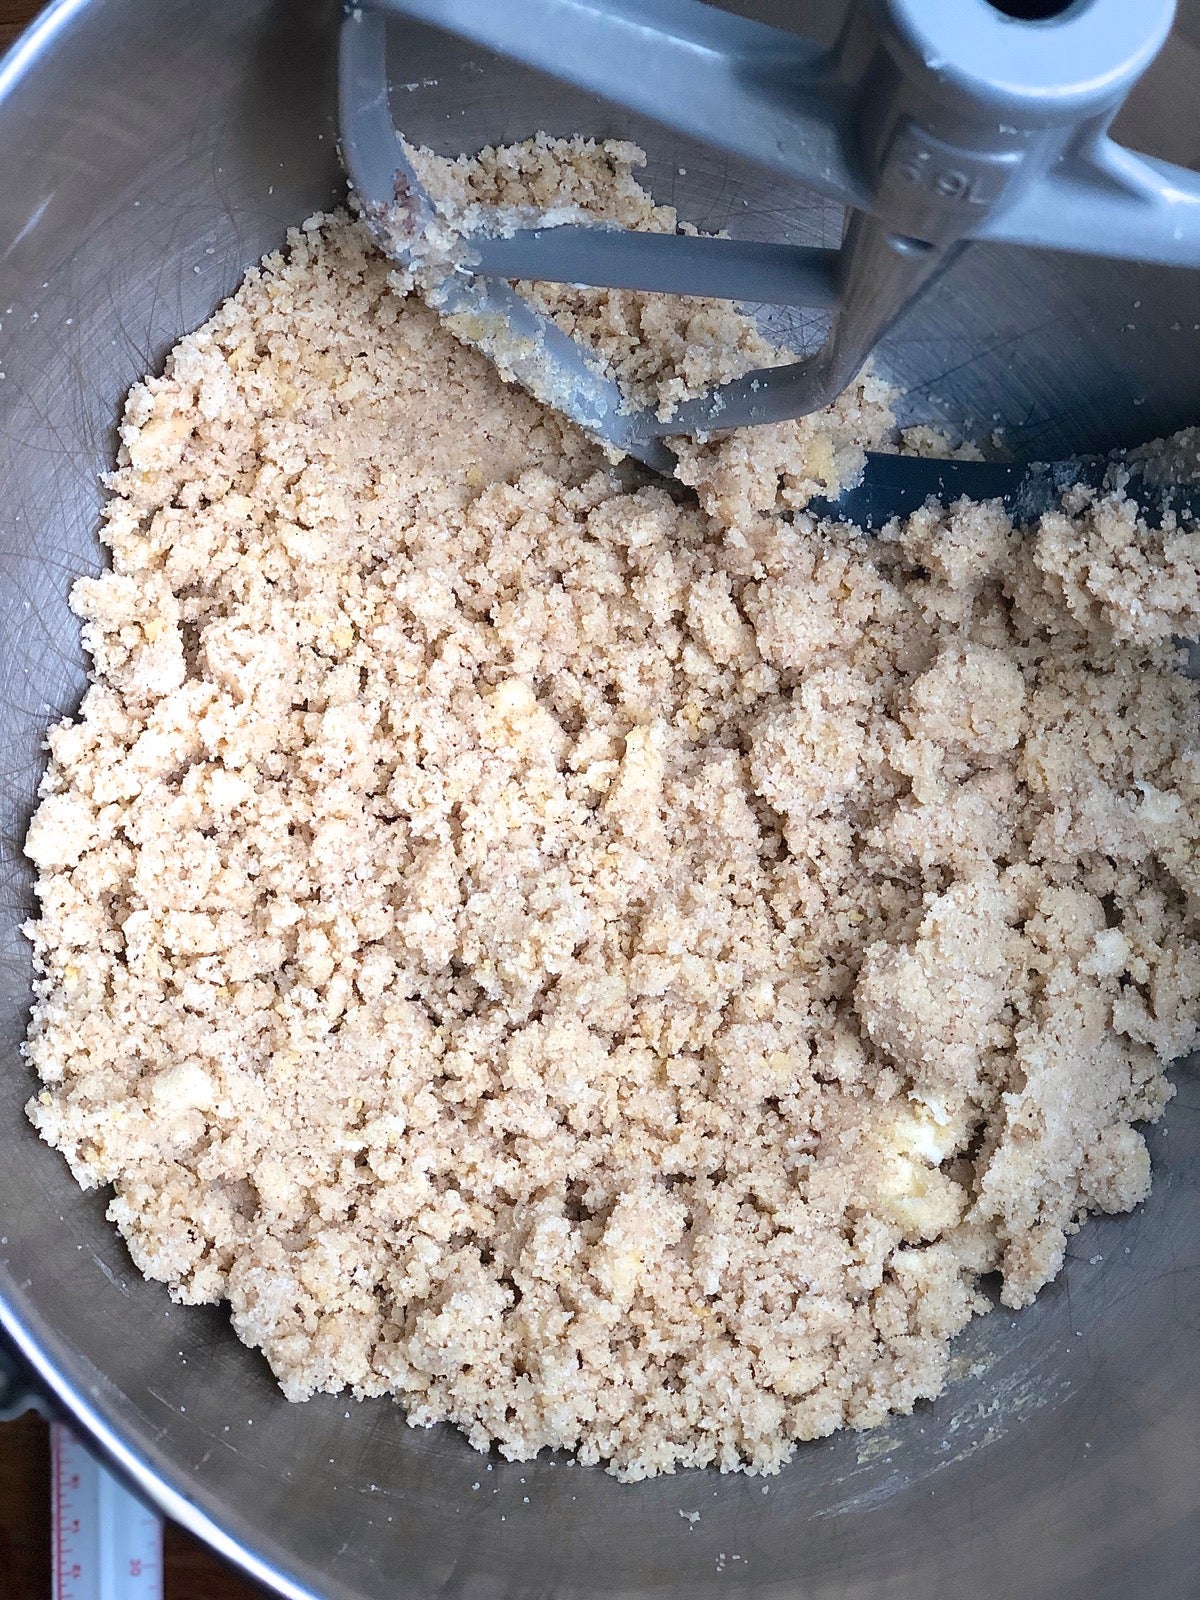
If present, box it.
[23,179,1200,1480]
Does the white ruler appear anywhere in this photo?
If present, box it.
[51,1423,163,1600]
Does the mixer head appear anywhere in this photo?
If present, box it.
[340,0,1200,470]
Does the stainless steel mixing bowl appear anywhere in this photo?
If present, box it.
[0,4,1197,1597]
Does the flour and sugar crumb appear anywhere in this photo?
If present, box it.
[22,171,1200,1480]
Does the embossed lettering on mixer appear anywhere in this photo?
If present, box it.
[20,137,1200,1482]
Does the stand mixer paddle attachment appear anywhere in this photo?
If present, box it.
[340,0,1200,475]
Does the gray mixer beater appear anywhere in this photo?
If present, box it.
[340,0,1200,477]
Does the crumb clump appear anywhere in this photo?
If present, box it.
[23,204,1200,1481]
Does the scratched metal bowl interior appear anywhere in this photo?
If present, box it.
[0,3,1198,1599]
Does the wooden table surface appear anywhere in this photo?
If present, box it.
[1,0,39,47]
[0,4,271,1595]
